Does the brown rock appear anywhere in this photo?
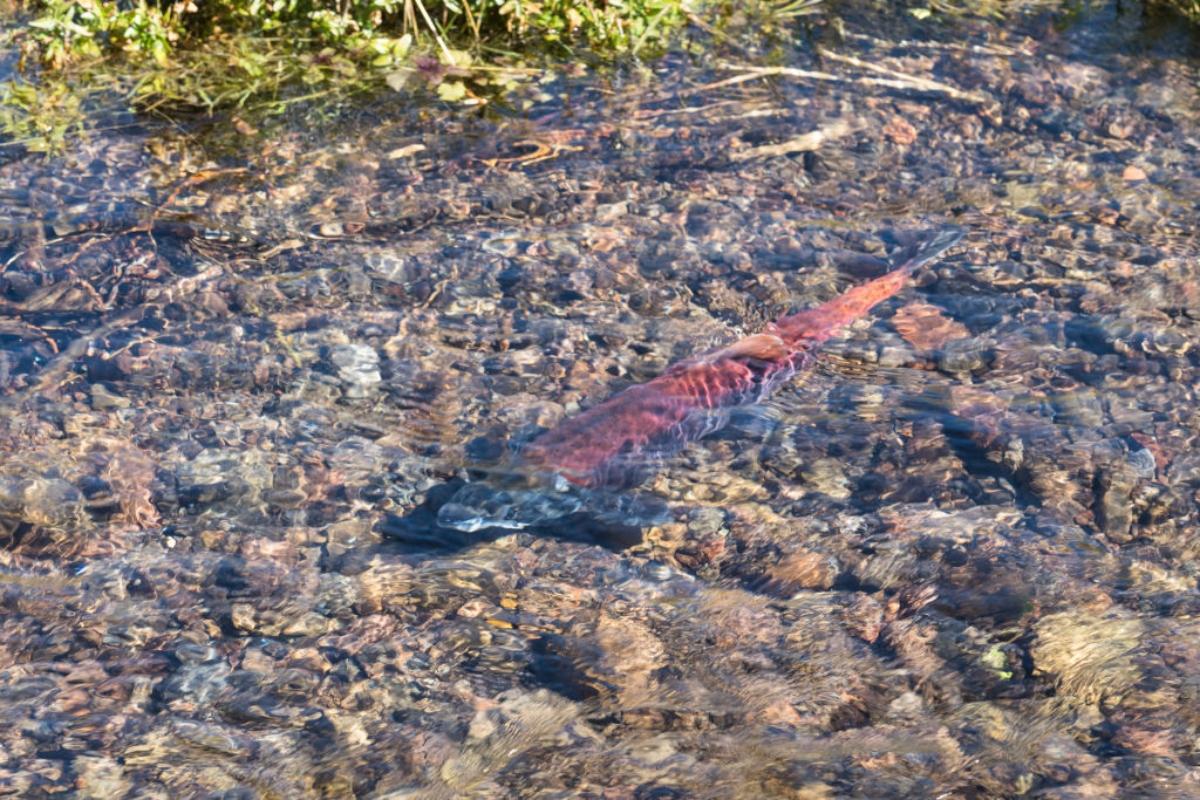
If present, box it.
[892,302,971,352]
[1122,165,1147,182]
[844,594,885,644]
[762,548,838,595]
[883,116,919,146]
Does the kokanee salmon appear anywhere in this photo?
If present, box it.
[519,228,964,489]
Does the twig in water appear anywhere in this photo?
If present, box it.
[632,98,768,120]
[729,119,853,162]
[816,47,993,104]
[672,72,775,99]
[718,60,992,106]
[842,30,1023,57]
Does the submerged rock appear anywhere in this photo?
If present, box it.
[329,343,382,399]
[1095,463,1139,542]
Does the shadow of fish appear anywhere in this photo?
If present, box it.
[426,228,964,542]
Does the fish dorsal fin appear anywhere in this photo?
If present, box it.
[712,333,790,363]
[664,333,790,377]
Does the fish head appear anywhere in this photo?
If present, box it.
[435,474,582,532]
[434,475,671,549]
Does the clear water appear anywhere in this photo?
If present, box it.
[1,3,1200,797]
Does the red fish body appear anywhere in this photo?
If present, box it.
[521,229,963,488]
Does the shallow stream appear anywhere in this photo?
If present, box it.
[1,3,1200,797]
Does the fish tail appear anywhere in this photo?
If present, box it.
[773,227,964,346]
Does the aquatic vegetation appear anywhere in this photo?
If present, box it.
[0,0,832,153]
[1,0,696,155]
[0,77,88,153]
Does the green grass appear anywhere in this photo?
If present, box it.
[13,0,698,70]
[1147,0,1200,22]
